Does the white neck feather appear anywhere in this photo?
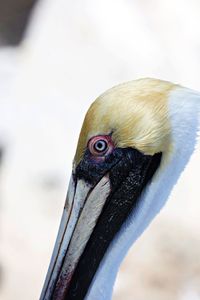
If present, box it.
[86,87,200,300]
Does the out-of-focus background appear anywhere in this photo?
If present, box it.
[0,0,200,299]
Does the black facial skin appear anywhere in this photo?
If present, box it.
[74,148,124,185]
[60,147,162,300]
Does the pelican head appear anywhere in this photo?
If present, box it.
[40,78,200,300]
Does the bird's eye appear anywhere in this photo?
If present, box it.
[88,135,114,157]
[94,140,107,152]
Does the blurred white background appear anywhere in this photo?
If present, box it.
[0,0,200,299]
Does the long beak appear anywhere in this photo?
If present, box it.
[40,149,162,300]
[40,173,111,300]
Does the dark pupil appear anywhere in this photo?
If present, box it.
[94,140,107,152]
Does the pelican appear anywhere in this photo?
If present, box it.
[40,78,200,300]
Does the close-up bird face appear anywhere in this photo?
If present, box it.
[40,78,199,300]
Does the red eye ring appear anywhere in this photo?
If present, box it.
[88,135,114,157]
